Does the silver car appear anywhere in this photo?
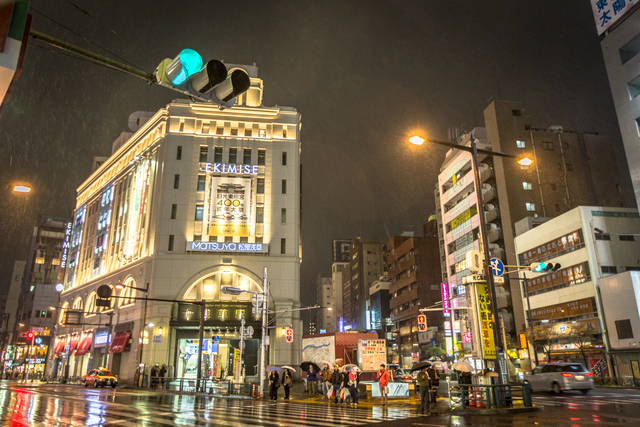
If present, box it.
[524,363,594,394]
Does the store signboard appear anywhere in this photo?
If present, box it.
[475,282,496,359]
[204,176,254,237]
[233,348,241,379]
[186,241,268,254]
[358,339,386,371]
[591,0,636,35]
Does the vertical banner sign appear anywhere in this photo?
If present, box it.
[357,339,387,371]
[212,354,220,378]
[92,185,114,279]
[126,160,150,259]
[233,348,241,379]
[205,176,253,237]
[476,282,496,359]
[65,207,86,290]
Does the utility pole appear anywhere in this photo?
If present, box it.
[236,318,245,384]
[259,268,269,399]
[196,300,205,392]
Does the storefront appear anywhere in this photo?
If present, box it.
[171,302,262,381]
[8,336,50,380]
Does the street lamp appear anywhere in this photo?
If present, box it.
[1,181,32,193]
[115,282,149,386]
[410,134,533,384]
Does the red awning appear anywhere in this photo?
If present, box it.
[68,335,79,354]
[75,334,93,356]
[109,332,131,354]
[54,338,66,356]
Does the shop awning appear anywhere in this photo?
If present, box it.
[109,332,131,354]
[68,335,79,354]
[54,339,66,356]
[75,334,93,356]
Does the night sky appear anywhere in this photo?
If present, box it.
[0,1,632,312]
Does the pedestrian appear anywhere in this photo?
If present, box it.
[159,364,167,388]
[417,367,431,413]
[340,367,351,404]
[150,365,159,388]
[348,368,359,406]
[377,363,389,406]
[307,366,317,398]
[331,365,342,404]
[427,366,439,399]
[282,369,293,400]
[321,363,332,398]
[269,370,280,401]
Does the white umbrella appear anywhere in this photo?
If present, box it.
[451,360,474,372]
[281,365,297,373]
[343,364,358,371]
[318,360,331,368]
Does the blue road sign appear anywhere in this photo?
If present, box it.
[213,335,220,343]
[490,258,505,277]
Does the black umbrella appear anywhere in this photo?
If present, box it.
[410,360,432,372]
[299,361,320,372]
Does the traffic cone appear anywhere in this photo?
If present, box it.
[476,388,483,408]
[468,386,475,406]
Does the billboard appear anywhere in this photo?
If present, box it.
[92,184,114,278]
[332,240,351,262]
[475,282,496,359]
[591,0,636,35]
[65,207,85,290]
[125,160,151,259]
[358,339,387,371]
[205,176,254,237]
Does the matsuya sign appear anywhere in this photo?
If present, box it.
[187,241,268,254]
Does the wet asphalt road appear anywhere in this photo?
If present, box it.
[0,382,639,426]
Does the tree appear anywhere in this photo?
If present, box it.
[565,323,601,369]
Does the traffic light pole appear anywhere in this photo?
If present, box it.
[259,268,268,399]
[236,318,245,384]
[25,333,34,382]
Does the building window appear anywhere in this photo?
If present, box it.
[202,122,210,134]
[516,140,525,148]
[194,235,201,242]
[243,148,252,165]
[601,266,617,274]
[526,203,536,211]
[216,126,224,135]
[626,267,640,271]
[512,109,521,117]
[281,208,286,224]
[176,146,182,160]
[174,175,180,189]
[199,146,208,162]
[224,236,232,243]
[616,184,623,194]
[257,178,265,194]
[255,236,263,244]
[565,163,573,171]
[171,204,177,220]
[281,238,286,254]
[259,128,266,138]
[522,182,532,190]
[193,177,204,193]
[595,233,611,241]
[258,149,266,165]
[615,319,634,339]
[214,146,223,163]
[195,205,204,221]
[282,152,287,166]
[282,180,287,194]
[256,207,264,223]
[179,121,185,132]
[245,128,252,137]
[168,235,174,251]
[230,128,238,136]
[620,33,640,64]
[619,235,635,241]
[542,142,554,151]
[229,148,237,164]
[551,183,556,191]
[555,203,560,212]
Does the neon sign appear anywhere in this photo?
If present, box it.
[60,222,71,269]
[187,241,268,253]
[201,163,259,175]
[441,283,450,317]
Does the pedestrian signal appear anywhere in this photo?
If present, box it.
[285,327,293,343]
[417,314,427,332]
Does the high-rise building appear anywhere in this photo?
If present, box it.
[316,274,333,332]
[435,100,632,366]
[341,239,385,331]
[386,222,443,367]
[597,3,640,207]
[11,217,66,379]
[331,262,348,332]
[514,206,640,377]
[52,65,302,384]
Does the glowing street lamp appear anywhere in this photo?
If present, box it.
[13,185,31,193]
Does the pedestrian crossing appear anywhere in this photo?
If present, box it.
[533,393,640,408]
[0,385,423,426]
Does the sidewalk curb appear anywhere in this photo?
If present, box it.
[450,405,544,415]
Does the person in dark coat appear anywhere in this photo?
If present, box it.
[150,365,159,388]
[427,366,439,399]
[159,364,167,388]
[331,365,342,404]
[282,369,293,400]
[269,371,280,401]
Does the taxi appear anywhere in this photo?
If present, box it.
[82,368,118,388]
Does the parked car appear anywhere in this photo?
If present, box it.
[523,363,594,394]
[393,368,415,383]
[82,368,118,388]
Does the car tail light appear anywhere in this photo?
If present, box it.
[404,376,411,379]
[562,373,574,377]
[584,373,593,377]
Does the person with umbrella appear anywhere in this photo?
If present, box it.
[321,363,332,399]
[331,364,342,404]
[307,366,317,398]
[282,367,293,400]
[348,367,359,406]
[268,367,280,401]
[416,366,431,413]
[427,365,439,400]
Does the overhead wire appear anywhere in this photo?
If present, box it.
[29,6,142,70]
[64,0,119,35]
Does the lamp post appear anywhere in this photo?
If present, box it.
[410,135,532,384]
[1,180,32,194]
[115,282,149,386]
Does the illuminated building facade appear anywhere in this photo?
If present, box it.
[52,65,302,384]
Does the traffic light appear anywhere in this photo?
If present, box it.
[285,327,293,343]
[25,331,34,340]
[155,50,251,109]
[530,262,561,273]
[417,314,427,332]
[96,284,112,308]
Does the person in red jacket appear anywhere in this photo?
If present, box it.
[377,364,389,405]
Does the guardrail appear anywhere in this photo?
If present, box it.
[448,383,532,409]
[149,377,255,397]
